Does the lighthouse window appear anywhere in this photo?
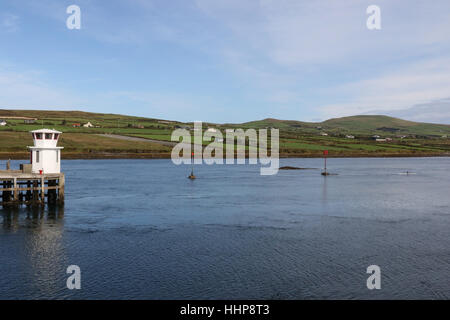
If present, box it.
[56,150,59,163]
[35,133,42,139]
[54,134,59,140]
[45,133,52,139]
[36,151,40,163]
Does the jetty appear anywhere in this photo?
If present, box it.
[1,129,65,206]
[0,170,65,206]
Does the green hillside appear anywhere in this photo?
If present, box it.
[322,115,450,136]
[1,109,450,159]
[243,115,450,137]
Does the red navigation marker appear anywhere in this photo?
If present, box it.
[323,150,329,156]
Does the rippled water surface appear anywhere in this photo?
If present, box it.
[1,158,449,299]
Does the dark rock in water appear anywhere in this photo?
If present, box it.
[321,172,338,176]
[279,166,316,170]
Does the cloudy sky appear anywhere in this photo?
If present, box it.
[1,0,450,123]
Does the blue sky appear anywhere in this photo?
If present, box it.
[1,0,450,123]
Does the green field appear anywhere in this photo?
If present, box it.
[1,109,450,159]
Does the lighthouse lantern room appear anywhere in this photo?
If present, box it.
[28,129,64,174]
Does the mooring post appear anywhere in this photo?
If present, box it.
[3,180,12,202]
[40,176,45,205]
[13,178,18,202]
[2,180,6,203]
[58,174,65,204]
[26,180,31,201]
[32,180,38,203]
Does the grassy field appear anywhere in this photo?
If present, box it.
[1,109,450,159]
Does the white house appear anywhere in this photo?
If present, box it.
[83,122,94,128]
[346,135,355,139]
[320,132,328,136]
[206,128,218,133]
[0,120,6,126]
[28,129,64,174]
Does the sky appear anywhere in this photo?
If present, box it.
[1,0,450,124]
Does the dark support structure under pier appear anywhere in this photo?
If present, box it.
[0,171,65,206]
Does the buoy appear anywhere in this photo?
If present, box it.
[188,152,196,179]
[322,150,329,176]
[321,150,338,175]
[188,169,196,180]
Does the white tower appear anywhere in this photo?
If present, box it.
[28,129,64,174]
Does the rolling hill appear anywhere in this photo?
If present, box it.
[242,115,450,137]
[1,109,450,159]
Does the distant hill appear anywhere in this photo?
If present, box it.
[0,109,161,122]
[242,115,450,137]
[1,109,450,137]
[1,109,450,159]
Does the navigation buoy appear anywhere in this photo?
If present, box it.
[322,150,329,176]
[188,152,196,179]
[321,150,337,176]
[188,169,196,180]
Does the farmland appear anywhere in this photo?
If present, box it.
[1,110,450,159]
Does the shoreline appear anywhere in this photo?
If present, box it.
[1,152,448,160]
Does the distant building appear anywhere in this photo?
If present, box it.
[345,135,355,139]
[176,125,191,130]
[0,120,6,126]
[372,135,381,139]
[83,122,94,128]
[376,138,387,142]
[72,123,81,128]
[206,128,218,133]
[320,132,328,136]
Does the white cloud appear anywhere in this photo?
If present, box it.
[377,99,450,124]
[0,67,81,109]
[318,57,450,120]
[3,0,450,123]
[195,0,450,66]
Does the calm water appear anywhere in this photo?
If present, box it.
[0,158,449,299]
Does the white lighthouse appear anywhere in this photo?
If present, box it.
[28,129,64,174]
